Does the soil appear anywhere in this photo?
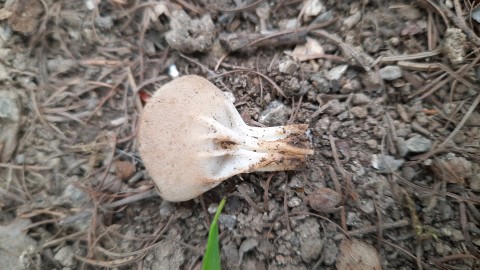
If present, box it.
[0,0,479,269]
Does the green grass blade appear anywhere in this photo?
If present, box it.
[202,197,226,270]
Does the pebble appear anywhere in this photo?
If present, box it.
[352,93,371,105]
[469,174,480,191]
[325,99,346,115]
[362,71,382,90]
[279,59,298,74]
[350,106,368,118]
[466,111,480,126]
[0,90,20,162]
[311,73,330,92]
[304,0,324,17]
[366,139,377,149]
[396,137,409,157]
[219,214,237,230]
[54,246,75,267]
[472,5,480,23]
[307,188,341,212]
[288,196,302,208]
[0,219,37,270]
[379,65,402,81]
[450,229,464,242]
[165,10,215,53]
[343,11,361,30]
[405,135,432,153]
[371,154,404,173]
[159,201,176,217]
[323,239,339,265]
[258,100,292,126]
[326,65,348,81]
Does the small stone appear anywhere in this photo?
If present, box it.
[326,65,348,81]
[352,93,371,105]
[259,101,291,126]
[366,139,377,149]
[405,135,432,153]
[359,199,374,214]
[343,11,361,30]
[159,201,176,217]
[472,5,480,23]
[0,63,8,81]
[444,28,466,65]
[304,0,324,17]
[362,71,382,90]
[325,99,346,115]
[468,174,480,191]
[396,137,409,157]
[451,229,464,242]
[279,59,298,74]
[165,10,215,53]
[435,242,451,256]
[0,90,21,162]
[350,106,368,118]
[278,19,299,30]
[379,65,402,81]
[54,246,75,267]
[307,188,341,212]
[94,16,114,29]
[466,111,480,126]
[288,196,302,208]
[300,238,323,263]
[238,238,259,265]
[371,154,404,173]
[311,74,330,92]
[219,214,237,230]
[0,219,37,270]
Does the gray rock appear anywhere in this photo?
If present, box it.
[379,65,402,81]
[0,219,37,270]
[159,201,176,217]
[0,90,21,162]
[238,238,259,265]
[296,218,322,263]
[343,11,361,30]
[259,101,291,126]
[323,239,338,265]
[279,59,298,74]
[466,111,480,126]
[219,214,237,230]
[406,135,432,153]
[325,99,346,115]
[300,238,323,263]
[54,246,75,267]
[468,174,480,191]
[165,10,215,53]
[326,65,348,81]
[371,154,404,173]
[352,93,371,105]
[350,106,368,118]
[366,139,377,149]
[147,239,185,270]
[472,5,480,23]
[287,196,302,208]
[310,74,330,92]
[396,137,409,157]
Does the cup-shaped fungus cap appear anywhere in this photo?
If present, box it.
[138,75,314,201]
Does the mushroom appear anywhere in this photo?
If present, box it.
[138,75,314,201]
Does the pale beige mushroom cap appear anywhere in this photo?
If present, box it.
[138,75,313,201]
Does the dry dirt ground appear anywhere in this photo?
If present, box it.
[0,0,480,269]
